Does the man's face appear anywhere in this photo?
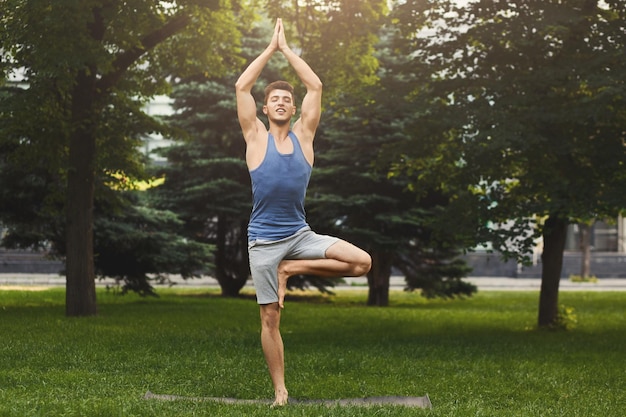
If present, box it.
[263,89,296,124]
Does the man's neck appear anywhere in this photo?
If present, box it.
[269,124,291,141]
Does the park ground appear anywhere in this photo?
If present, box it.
[0,281,624,416]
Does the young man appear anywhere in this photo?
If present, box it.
[235,19,372,406]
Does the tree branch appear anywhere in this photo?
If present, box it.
[0,86,27,95]
[97,13,191,93]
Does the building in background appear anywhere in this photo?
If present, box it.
[141,95,175,165]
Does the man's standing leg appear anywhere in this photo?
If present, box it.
[260,303,289,406]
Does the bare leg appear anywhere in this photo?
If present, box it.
[260,303,289,406]
[277,240,371,308]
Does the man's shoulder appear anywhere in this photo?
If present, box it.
[243,120,269,144]
[291,122,315,143]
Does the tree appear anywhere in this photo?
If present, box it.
[92,189,214,296]
[150,21,286,298]
[265,0,386,102]
[153,4,392,299]
[308,26,475,306]
[0,0,243,316]
[389,0,626,326]
[150,77,253,297]
[578,221,594,279]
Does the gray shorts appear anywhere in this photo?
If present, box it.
[248,227,339,304]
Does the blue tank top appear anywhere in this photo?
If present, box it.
[248,131,312,241]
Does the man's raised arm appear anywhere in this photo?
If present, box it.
[276,20,323,137]
[235,21,279,141]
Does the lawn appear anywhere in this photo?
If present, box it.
[0,287,624,416]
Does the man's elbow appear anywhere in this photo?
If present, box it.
[234,79,249,93]
[311,79,323,92]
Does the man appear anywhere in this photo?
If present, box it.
[235,18,372,406]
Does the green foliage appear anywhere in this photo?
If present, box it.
[94,192,214,296]
[148,25,271,297]
[0,289,624,416]
[388,0,626,260]
[0,0,245,305]
[553,304,578,331]
[400,254,475,299]
[151,78,251,226]
[536,304,579,332]
[151,10,394,298]
[0,0,244,201]
[570,274,599,283]
[386,0,626,325]
[264,0,388,103]
[309,25,474,301]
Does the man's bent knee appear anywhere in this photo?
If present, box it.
[354,252,372,276]
[343,247,371,277]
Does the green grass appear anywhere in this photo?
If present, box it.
[0,287,624,416]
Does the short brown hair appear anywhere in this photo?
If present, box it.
[264,81,295,104]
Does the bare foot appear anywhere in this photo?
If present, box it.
[277,261,292,309]
[270,389,288,407]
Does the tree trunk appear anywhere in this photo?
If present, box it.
[538,215,568,327]
[367,250,393,306]
[215,217,236,297]
[579,222,592,278]
[63,7,192,315]
[65,68,98,317]
[215,218,248,297]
